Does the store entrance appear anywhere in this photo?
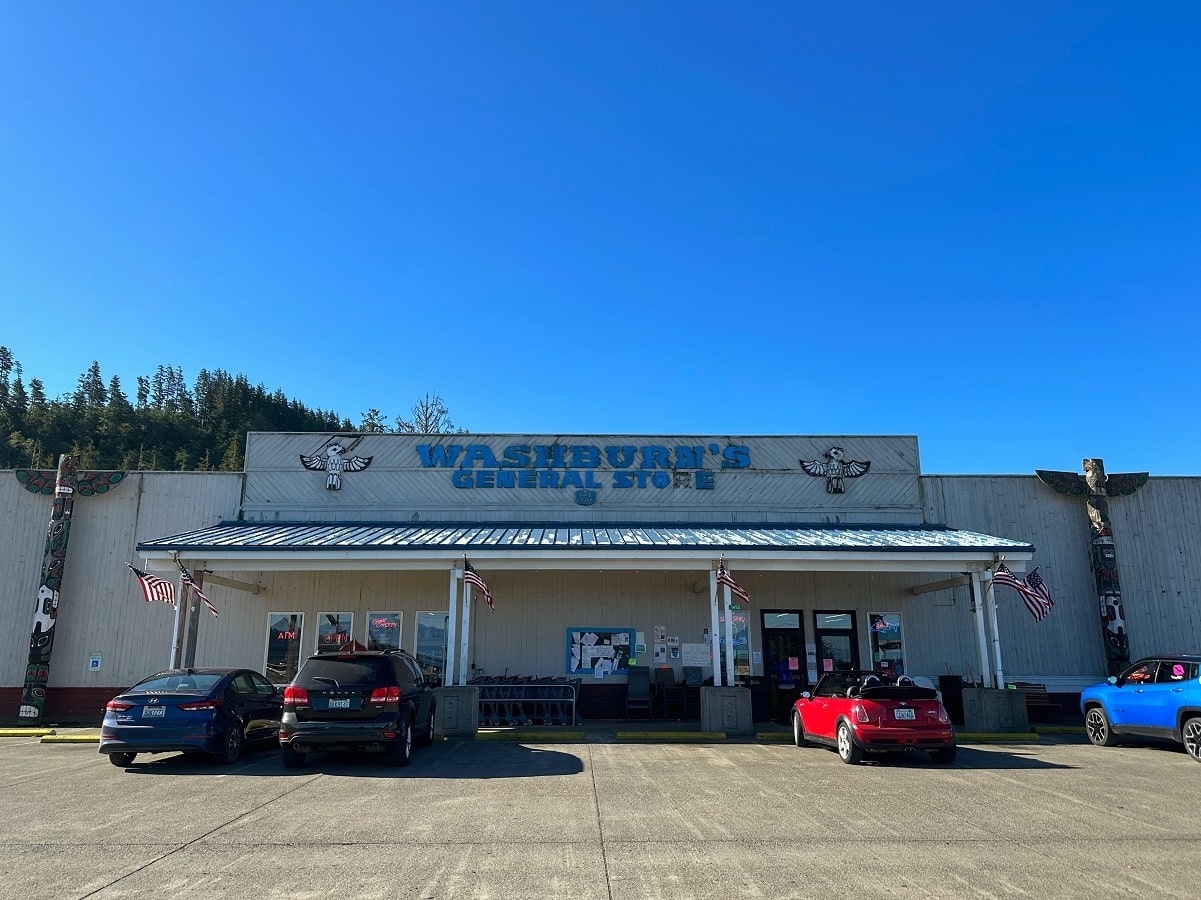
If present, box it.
[813,611,860,678]
[760,611,805,722]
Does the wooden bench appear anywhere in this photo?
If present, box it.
[1012,682,1062,721]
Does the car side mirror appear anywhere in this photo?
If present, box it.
[1107,675,1119,686]
[801,691,812,700]
[426,674,443,688]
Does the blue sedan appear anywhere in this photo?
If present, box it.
[99,668,283,767]
[1080,654,1201,763]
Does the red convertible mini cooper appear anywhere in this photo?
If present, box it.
[792,670,956,765]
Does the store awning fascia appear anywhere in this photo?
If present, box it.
[136,522,1034,573]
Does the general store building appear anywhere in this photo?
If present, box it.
[4,432,1199,726]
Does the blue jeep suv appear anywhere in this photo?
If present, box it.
[1080,654,1201,762]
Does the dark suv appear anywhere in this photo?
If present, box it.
[279,650,437,768]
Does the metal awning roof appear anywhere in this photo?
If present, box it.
[137,521,1034,573]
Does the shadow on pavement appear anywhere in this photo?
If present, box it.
[115,737,587,779]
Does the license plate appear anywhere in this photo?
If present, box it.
[893,708,916,720]
[142,706,165,718]
[328,698,351,709]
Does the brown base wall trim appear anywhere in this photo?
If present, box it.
[0,687,117,727]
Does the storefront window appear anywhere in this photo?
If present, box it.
[265,612,303,683]
[869,612,905,676]
[414,612,447,682]
[367,611,403,651]
[317,612,353,651]
[718,610,751,684]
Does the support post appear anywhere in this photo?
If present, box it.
[445,567,460,687]
[458,582,472,686]
[970,571,992,688]
[709,567,721,686]
[723,582,735,688]
[983,572,1005,689]
[181,564,205,668]
[168,570,185,667]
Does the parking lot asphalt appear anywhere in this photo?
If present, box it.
[1,730,1198,900]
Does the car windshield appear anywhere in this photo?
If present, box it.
[296,657,391,688]
[130,673,223,693]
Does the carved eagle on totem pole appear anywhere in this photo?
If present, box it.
[300,442,373,490]
[799,447,871,493]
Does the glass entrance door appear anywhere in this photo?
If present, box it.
[813,611,860,677]
[761,611,805,721]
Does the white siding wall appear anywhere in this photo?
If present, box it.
[924,474,1201,687]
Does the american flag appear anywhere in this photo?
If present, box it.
[464,559,494,611]
[127,563,175,605]
[716,561,750,604]
[993,563,1054,622]
[178,561,219,617]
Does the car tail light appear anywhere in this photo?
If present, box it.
[936,703,949,724]
[106,700,133,712]
[854,704,869,723]
[369,686,401,704]
[283,686,310,707]
[177,699,224,711]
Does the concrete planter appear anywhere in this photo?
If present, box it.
[962,687,1030,733]
[699,686,754,735]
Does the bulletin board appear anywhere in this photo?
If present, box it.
[567,628,634,675]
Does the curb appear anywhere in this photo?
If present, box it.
[957,732,1041,742]
[41,734,101,744]
[0,729,56,737]
[476,730,586,742]
[615,731,726,742]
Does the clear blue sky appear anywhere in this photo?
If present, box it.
[2,3,1197,476]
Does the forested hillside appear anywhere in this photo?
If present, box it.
[0,347,451,472]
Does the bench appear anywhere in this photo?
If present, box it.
[1011,682,1062,721]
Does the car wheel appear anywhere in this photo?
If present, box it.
[1182,716,1201,763]
[417,707,436,747]
[1085,706,1119,747]
[836,721,863,765]
[389,719,413,767]
[280,743,306,769]
[108,752,136,768]
[930,746,957,764]
[217,723,244,765]
[792,711,809,747]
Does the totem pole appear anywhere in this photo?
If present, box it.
[16,455,125,724]
[1036,459,1147,676]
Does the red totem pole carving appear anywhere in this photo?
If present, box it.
[16,455,125,724]
[1036,459,1147,676]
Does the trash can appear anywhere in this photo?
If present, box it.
[939,675,965,726]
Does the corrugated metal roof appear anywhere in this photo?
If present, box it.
[139,521,1033,555]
